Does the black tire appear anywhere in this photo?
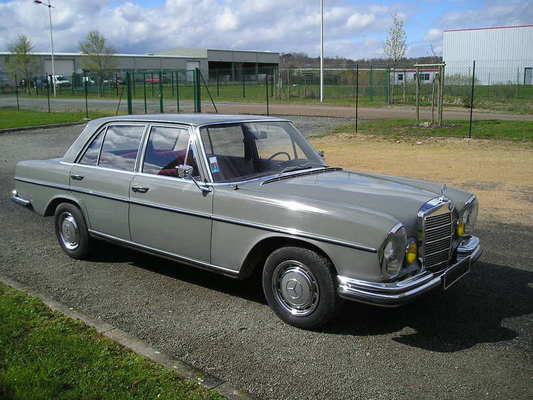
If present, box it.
[262,246,340,329]
[54,202,91,259]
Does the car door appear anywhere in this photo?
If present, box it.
[129,124,213,263]
[69,123,146,240]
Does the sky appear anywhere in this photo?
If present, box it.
[0,0,532,59]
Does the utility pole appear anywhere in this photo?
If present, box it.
[34,0,56,96]
[320,0,324,103]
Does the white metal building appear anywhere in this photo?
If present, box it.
[0,47,279,83]
[443,25,533,85]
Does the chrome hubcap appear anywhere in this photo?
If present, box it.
[272,260,319,316]
[59,212,79,250]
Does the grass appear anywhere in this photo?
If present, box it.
[310,135,533,227]
[0,109,111,130]
[0,282,223,400]
[332,119,533,141]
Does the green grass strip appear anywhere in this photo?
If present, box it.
[0,109,111,130]
[0,283,223,400]
[332,119,533,141]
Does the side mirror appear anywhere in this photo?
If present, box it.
[318,150,325,159]
[177,164,193,179]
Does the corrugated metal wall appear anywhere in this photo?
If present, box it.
[443,26,533,84]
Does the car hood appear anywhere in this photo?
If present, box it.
[244,169,470,232]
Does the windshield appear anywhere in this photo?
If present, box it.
[199,121,325,183]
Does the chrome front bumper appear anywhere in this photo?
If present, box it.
[338,236,481,307]
[10,190,31,207]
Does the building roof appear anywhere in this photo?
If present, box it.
[444,24,533,33]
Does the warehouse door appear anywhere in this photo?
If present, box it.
[525,67,532,85]
[186,61,200,81]
[44,59,74,76]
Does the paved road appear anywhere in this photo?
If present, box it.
[2,95,533,121]
[1,124,532,400]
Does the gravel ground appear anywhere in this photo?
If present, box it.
[0,121,532,400]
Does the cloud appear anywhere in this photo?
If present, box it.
[3,0,529,60]
[215,8,239,32]
[0,0,398,59]
[346,13,376,31]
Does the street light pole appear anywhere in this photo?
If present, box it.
[34,0,56,96]
[320,0,324,103]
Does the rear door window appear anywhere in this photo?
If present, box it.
[98,125,145,172]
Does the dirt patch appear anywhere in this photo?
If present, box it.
[311,134,533,227]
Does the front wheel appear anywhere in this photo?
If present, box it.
[262,246,340,329]
[54,202,91,259]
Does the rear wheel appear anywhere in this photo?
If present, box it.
[54,203,91,259]
[262,246,340,329]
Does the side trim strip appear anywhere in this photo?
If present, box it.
[15,177,377,253]
[130,198,211,219]
[211,215,377,253]
[88,230,239,276]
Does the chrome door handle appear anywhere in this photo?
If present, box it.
[71,174,84,181]
[131,185,149,193]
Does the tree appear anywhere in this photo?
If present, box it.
[79,30,116,93]
[384,13,407,66]
[5,35,37,89]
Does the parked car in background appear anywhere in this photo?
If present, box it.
[82,76,96,85]
[49,75,71,87]
[103,78,125,86]
[11,114,481,329]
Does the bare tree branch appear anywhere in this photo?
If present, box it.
[384,13,407,66]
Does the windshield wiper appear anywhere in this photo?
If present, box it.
[277,162,324,177]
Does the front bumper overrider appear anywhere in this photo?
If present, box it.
[337,236,481,307]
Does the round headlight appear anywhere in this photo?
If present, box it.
[462,197,478,234]
[380,224,407,278]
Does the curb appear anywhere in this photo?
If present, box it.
[0,275,257,400]
[0,122,87,134]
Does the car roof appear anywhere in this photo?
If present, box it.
[62,113,291,163]
[89,113,289,127]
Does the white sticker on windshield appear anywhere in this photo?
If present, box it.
[209,156,220,173]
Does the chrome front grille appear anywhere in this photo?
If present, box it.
[421,201,453,270]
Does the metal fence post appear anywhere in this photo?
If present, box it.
[83,73,88,117]
[15,73,20,111]
[159,71,164,113]
[369,65,374,101]
[47,75,52,113]
[242,73,246,98]
[468,60,476,138]
[143,72,147,114]
[176,71,180,113]
[194,68,201,113]
[385,66,390,104]
[115,73,119,96]
[355,64,359,133]
[415,66,420,122]
[265,74,270,115]
[171,71,175,97]
[126,71,133,115]
[439,64,445,127]
[151,72,154,97]
[216,72,220,97]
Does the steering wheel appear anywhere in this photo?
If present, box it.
[267,151,291,161]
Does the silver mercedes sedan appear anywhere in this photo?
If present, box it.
[11,114,481,329]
